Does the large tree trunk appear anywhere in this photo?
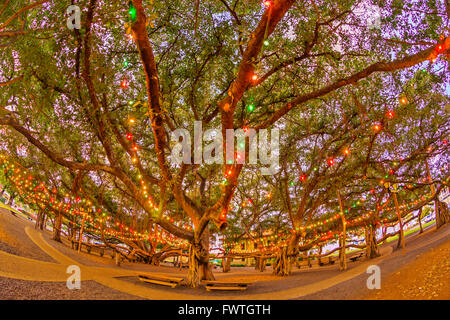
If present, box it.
[35,210,46,230]
[317,245,323,265]
[365,225,380,259]
[69,217,75,240]
[336,190,347,270]
[52,212,62,242]
[273,247,291,276]
[187,226,215,288]
[338,234,347,270]
[418,208,423,234]
[255,255,266,272]
[78,219,85,253]
[35,211,41,229]
[42,214,48,230]
[222,254,231,273]
[273,235,298,276]
[436,200,450,229]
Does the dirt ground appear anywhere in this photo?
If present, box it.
[363,238,450,300]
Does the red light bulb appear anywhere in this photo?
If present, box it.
[120,76,128,88]
[328,158,334,166]
[386,111,394,119]
[126,133,132,140]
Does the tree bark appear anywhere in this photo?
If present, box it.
[273,235,298,276]
[393,193,405,252]
[338,234,347,270]
[318,245,323,265]
[52,212,62,242]
[222,254,231,273]
[436,200,450,229]
[418,207,423,234]
[273,247,291,276]
[35,211,42,229]
[187,226,215,288]
[255,256,266,272]
[35,210,46,230]
[78,217,85,253]
[365,225,380,259]
[337,190,347,270]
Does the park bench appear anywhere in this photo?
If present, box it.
[297,258,320,268]
[348,251,365,262]
[90,244,114,257]
[318,255,337,266]
[70,240,115,258]
[297,260,311,268]
[202,280,254,291]
[71,240,91,252]
[138,273,184,288]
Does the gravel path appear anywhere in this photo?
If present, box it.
[364,236,450,300]
[298,224,450,300]
[0,276,143,300]
[0,208,55,263]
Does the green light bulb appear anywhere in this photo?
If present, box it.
[129,3,137,21]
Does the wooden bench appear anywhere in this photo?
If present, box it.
[297,260,310,268]
[71,240,114,258]
[71,240,92,252]
[90,244,112,257]
[348,251,365,262]
[319,256,337,266]
[202,280,254,291]
[138,274,184,288]
[297,258,322,268]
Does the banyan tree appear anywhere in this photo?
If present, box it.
[0,0,449,287]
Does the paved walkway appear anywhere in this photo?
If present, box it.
[0,209,449,299]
